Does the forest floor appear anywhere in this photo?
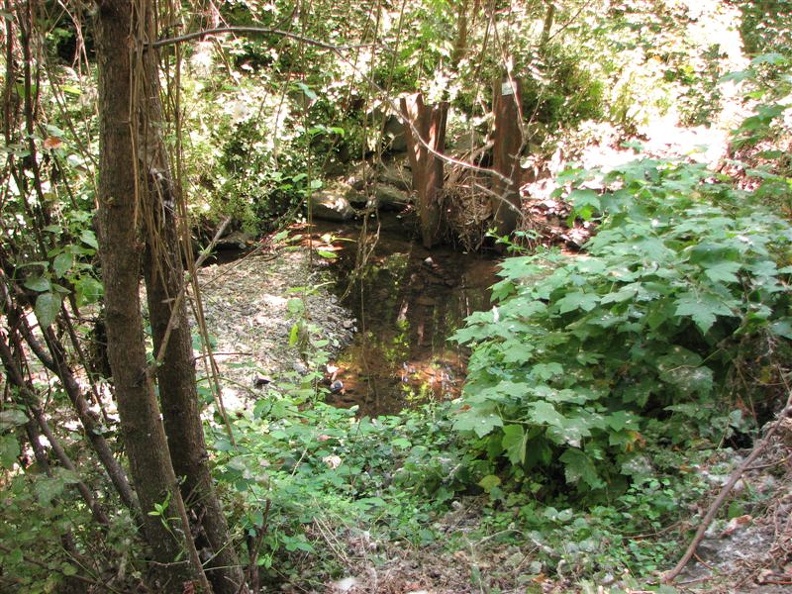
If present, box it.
[196,233,791,594]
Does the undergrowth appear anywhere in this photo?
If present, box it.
[207,152,792,590]
[452,156,792,501]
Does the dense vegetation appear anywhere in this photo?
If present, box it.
[1,1,791,592]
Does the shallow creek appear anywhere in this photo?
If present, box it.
[308,213,499,417]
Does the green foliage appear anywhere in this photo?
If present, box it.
[725,52,792,151]
[521,44,605,127]
[0,464,140,593]
[452,156,792,499]
[738,0,792,56]
[210,391,466,582]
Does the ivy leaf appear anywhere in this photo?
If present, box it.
[501,424,527,465]
[35,292,62,328]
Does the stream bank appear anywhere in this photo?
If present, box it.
[194,213,498,416]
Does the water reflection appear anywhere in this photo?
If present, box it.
[310,214,498,417]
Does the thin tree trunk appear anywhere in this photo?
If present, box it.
[95,1,209,591]
[539,1,556,54]
[133,2,248,592]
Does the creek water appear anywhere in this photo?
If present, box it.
[308,213,500,417]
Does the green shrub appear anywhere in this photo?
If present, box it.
[452,156,792,500]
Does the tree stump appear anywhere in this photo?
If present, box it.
[491,76,524,239]
[400,93,449,249]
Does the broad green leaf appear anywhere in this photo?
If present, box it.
[453,408,503,438]
[559,448,604,489]
[501,424,526,465]
[502,340,535,364]
[770,319,792,339]
[74,276,104,305]
[659,364,713,396]
[529,362,563,381]
[546,415,594,447]
[751,52,787,66]
[0,409,28,431]
[35,470,79,506]
[702,260,741,284]
[35,292,62,328]
[478,474,502,491]
[556,291,600,314]
[600,283,642,304]
[52,251,73,278]
[61,563,78,577]
[674,292,734,333]
[604,410,640,432]
[80,229,99,250]
[24,276,50,292]
[392,437,411,449]
[528,401,566,429]
[0,433,20,469]
[570,189,601,220]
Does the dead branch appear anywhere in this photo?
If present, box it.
[663,393,792,583]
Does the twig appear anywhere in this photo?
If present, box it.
[663,395,792,583]
[149,26,366,51]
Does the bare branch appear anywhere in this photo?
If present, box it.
[150,26,366,51]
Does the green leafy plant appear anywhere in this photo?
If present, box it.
[452,156,792,500]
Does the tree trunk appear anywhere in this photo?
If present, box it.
[139,68,248,594]
[400,93,449,249]
[539,1,556,54]
[95,1,210,592]
[491,76,524,239]
[122,2,248,592]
